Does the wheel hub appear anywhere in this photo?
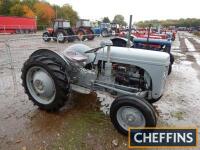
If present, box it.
[126,114,136,123]
[57,33,64,41]
[117,106,146,131]
[26,66,56,104]
[33,79,44,92]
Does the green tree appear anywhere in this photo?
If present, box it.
[22,0,38,8]
[55,4,79,26]
[10,3,24,16]
[136,18,200,28]
[0,0,13,15]
[102,17,110,23]
[113,14,127,26]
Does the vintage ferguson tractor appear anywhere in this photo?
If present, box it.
[42,19,76,43]
[21,40,170,135]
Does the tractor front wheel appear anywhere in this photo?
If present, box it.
[21,54,70,111]
[42,32,51,42]
[110,95,157,135]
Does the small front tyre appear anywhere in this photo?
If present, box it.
[43,32,51,42]
[110,95,157,135]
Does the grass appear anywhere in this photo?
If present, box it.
[170,111,185,120]
[50,110,127,150]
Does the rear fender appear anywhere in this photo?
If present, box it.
[30,49,73,72]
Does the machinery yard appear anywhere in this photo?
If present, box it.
[0,31,200,150]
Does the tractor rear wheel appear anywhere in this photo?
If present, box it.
[56,30,67,43]
[21,54,70,111]
[77,29,86,41]
[110,95,157,135]
[86,29,95,40]
[42,32,51,42]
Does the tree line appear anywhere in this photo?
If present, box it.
[102,15,127,26]
[0,0,79,28]
[136,18,200,28]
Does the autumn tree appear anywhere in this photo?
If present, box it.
[33,1,55,26]
[23,5,35,18]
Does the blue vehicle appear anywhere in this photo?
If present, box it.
[92,23,112,37]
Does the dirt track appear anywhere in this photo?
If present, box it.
[0,32,200,150]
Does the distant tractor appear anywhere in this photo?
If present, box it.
[92,23,112,37]
[100,23,112,37]
[75,19,95,41]
[111,23,120,35]
[42,19,76,43]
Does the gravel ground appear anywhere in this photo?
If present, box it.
[0,32,200,150]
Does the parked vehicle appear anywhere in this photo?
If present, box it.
[111,34,174,74]
[0,16,37,34]
[74,19,95,41]
[21,40,170,135]
[42,19,76,43]
[93,23,112,37]
[111,23,120,35]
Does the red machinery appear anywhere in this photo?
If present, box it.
[0,16,37,34]
[133,32,167,39]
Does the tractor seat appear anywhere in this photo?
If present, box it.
[63,50,87,62]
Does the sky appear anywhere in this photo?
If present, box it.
[46,0,200,23]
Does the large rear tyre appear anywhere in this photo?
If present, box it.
[56,30,67,43]
[76,29,86,41]
[21,55,70,111]
[110,95,157,135]
[42,32,51,42]
[86,29,95,40]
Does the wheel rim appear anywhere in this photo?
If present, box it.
[26,66,56,105]
[116,106,146,131]
[57,32,64,41]
[43,34,49,41]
